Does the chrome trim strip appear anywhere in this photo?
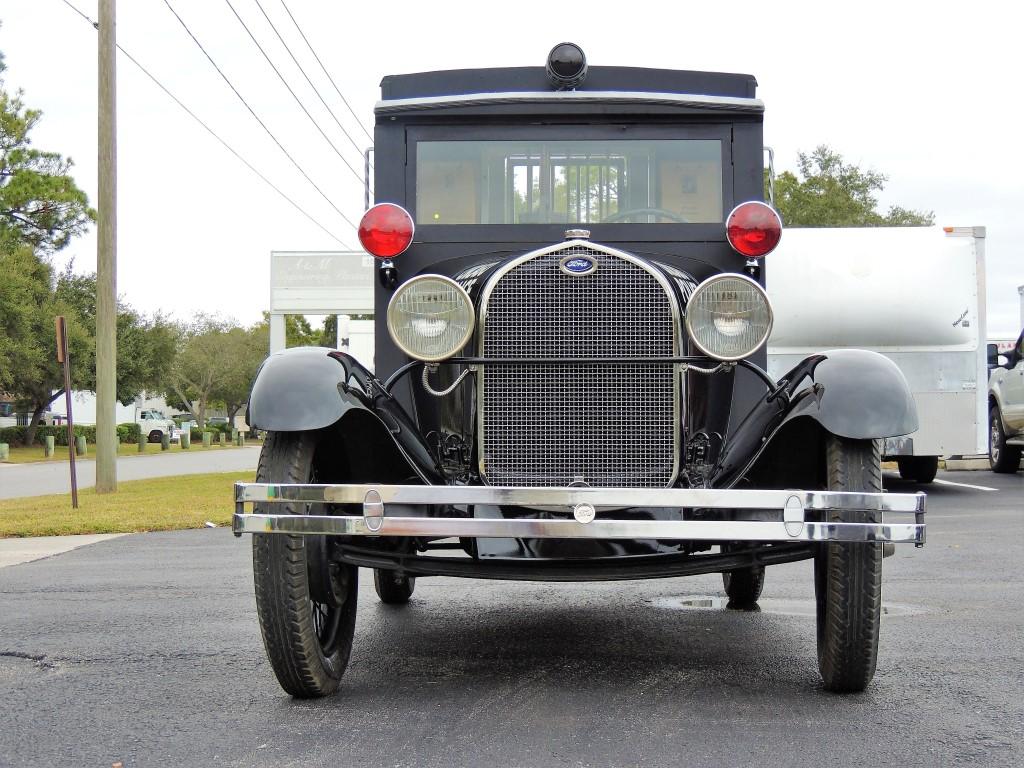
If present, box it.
[233,513,923,544]
[475,239,683,486]
[235,482,925,513]
[375,91,765,114]
[234,482,925,543]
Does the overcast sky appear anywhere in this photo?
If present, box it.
[2,0,1021,336]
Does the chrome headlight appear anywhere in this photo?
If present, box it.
[685,274,773,361]
[387,275,475,362]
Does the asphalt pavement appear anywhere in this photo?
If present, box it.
[0,446,261,499]
[0,469,1021,767]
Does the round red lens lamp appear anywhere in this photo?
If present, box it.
[358,203,415,259]
[726,201,782,258]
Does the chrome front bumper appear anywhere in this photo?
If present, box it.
[232,483,926,545]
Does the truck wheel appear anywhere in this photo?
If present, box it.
[373,569,416,604]
[815,436,883,693]
[896,456,938,483]
[989,405,1022,473]
[721,545,764,606]
[148,430,162,443]
[252,430,357,698]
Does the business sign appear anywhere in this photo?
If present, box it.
[270,251,374,314]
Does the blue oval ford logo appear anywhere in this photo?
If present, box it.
[560,255,597,276]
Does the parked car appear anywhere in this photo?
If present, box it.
[988,327,1024,472]
[233,43,926,699]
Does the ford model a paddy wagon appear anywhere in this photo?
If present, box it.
[234,44,926,698]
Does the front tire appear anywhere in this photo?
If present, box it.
[815,436,883,693]
[252,430,357,698]
[896,456,938,484]
[989,405,1022,473]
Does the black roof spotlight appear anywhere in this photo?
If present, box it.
[546,42,587,90]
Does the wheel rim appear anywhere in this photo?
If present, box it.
[305,464,346,657]
[991,415,1000,463]
[311,599,343,655]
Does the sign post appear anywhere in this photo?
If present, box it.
[55,316,79,509]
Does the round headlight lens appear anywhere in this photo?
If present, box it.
[387,275,475,362]
[685,274,773,361]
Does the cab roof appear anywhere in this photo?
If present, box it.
[380,65,757,100]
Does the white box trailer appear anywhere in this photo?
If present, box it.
[766,225,987,482]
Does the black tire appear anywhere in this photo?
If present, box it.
[252,430,357,698]
[896,456,938,484]
[148,430,162,443]
[373,569,416,604]
[721,545,765,606]
[814,436,883,693]
[989,405,1022,473]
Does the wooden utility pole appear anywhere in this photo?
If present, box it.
[96,0,117,493]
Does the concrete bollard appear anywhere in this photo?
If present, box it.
[138,433,146,452]
[75,435,87,456]
[161,433,170,451]
[0,443,9,461]
[44,435,55,457]
[202,431,212,447]
[181,431,191,449]
[218,432,226,446]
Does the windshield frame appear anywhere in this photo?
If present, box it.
[404,123,735,244]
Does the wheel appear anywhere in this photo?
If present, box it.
[252,430,357,698]
[814,436,883,693]
[896,456,938,484]
[989,405,1022,473]
[721,545,765,607]
[373,569,416,604]
[148,430,161,443]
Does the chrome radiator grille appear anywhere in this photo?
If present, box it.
[480,244,678,488]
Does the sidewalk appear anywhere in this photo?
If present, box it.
[0,533,128,568]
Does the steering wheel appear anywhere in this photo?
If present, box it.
[601,207,689,224]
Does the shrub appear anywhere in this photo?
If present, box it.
[116,423,142,444]
[0,424,98,447]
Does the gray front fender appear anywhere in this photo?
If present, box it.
[248,346,364,432]
[783,348,918,439]
[246,347,444,483]
[712,349,918,488]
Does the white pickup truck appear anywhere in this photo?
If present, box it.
[767,225,987,483]
[988,327,1024,472]
[137,409,176,443]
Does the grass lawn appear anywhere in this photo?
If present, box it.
[0,440,255,464]
[0,471,254,537]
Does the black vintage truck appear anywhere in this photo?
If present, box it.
[233,44,926,698]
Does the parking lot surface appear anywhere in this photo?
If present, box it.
[0,470,1021,767]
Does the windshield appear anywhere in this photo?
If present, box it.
[416,139,723,226]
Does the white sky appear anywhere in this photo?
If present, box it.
[2,0,1022,336]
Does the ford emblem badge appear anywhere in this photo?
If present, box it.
[559,254,597,276]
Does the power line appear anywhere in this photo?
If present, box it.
[57,0,353,248]
[252,0,370,163]
[161,0,360,232]
[222,0,364,186]
[278,0,374,145]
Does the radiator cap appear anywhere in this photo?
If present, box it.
[565,228,591,240]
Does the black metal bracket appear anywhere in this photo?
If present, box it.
[334,542,816,582]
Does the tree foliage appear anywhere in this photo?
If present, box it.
[167,317,266,427]
[0,254,178,444]
[773,146,933,228]
[0,52,95,254]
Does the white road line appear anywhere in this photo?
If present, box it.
[932,478,999,492]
